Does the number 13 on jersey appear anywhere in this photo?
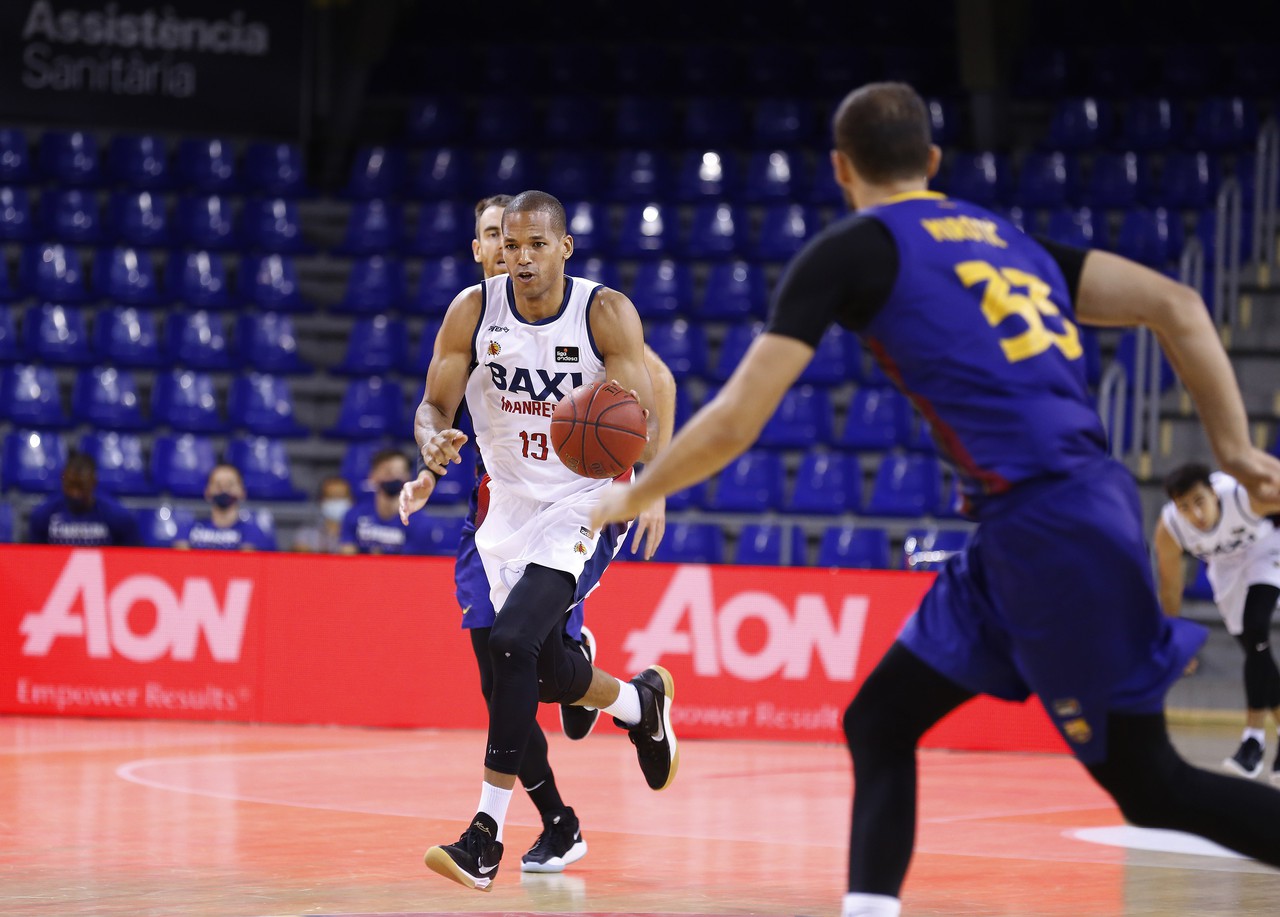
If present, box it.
[956,260,1082,364]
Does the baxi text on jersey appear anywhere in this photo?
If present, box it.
[485,364,583,401]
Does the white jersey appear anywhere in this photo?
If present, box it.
[464,273,609,504]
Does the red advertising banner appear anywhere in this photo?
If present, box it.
[0,546,1066,753]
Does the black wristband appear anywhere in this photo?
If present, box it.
[415,453,438,482]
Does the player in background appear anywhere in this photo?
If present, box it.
[451,194,676,873]
[27,451,141,547]
[340,448,432,555]
[1155,462,1280,781]
[590,82,1280,917]
[401,190,678,893]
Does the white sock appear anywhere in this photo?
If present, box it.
[601,679,642,726]
[476,781,513,842]
[842,892,901,917]
[1244,727,1266,746]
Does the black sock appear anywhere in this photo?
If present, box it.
[524,771,566,820]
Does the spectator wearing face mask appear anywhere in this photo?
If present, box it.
[340,449,432,555]
[174,463,276,551]
[292,475,354,554]
[27,451,141,546]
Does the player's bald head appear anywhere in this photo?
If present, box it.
[503,190,567,237]
[833,82,933,184]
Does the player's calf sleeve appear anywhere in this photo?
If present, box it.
[1238,585,1280,710]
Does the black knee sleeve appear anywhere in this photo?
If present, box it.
[1237,585,1280,710]
[536,631,594,704]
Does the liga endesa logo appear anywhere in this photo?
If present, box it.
[19,550,252,663]
[622,566,870,682]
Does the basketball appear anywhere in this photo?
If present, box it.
[551,381,647,479]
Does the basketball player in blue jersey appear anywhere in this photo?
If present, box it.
[591,83,1280,917]
[400,190,678,892]
[447,194,677,874]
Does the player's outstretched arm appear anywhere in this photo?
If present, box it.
[1074,250,1280,504]
[592,290,659,461]
[1152,520,1186,617]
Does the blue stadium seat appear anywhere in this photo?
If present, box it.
[81,430,152,496]
[411,255,469,315]
[243,142,306,197]
[544,97,602,145]
[419,515,467,556]
[683,97,746,146]
[1196,207,1253,264]
[1193,97,1257,152]
[664,477,709,514]
[946,152,1010,206]
[787,450,861,514]
[684,202,741,259]
[151,369,224,433]
[926,97,960,145]
[700,260,766,320]
[651,522,724,564]
[1114,207,1182,267]
[340,439,395,492]
[345,146,402,199]
[631,260,692,318]
[0,500,11,541]
[137,505,195,547]
[336,314,408,375]
[109,190,169,247]
[1,364,67,427]
[2,429,67,493]
[0,304,19,361]
[841,388,907,452]
[1115,330,1176,393]
[613,96,677,146]
[72,366,147,431]
[108,134,170,189]
[226,436,305,500]
[1046,206,1104,249]
[400,318,442,375]
[543,152,605,202]
[0,185,33,242]
[238,312,309,374]
[39,130,100,185]
[1157,152,1218,209]
[25,303,93,365]
[743,149,804,203]
[240,254,304,311]
[798,325,861,387]
[166,250,231,310]
[0,129,32,183]
[734,523,807,566]
[711,321,763,382]
[40,189,103,244]
[754,203,817,261]
[176,138,238,192]
[92,305,162,367]
[752,98,812,147]
[93,247,160,305]
[165,309,232,370]
[411,147,472,200]
[22,243,88,302]
[327,376,404,439]
[150,433,217,497]
[337,256,405,314]
[242,197,309,253]
[338,199,400,255]
[609,151,670,202]
[817,525,890,569]
[477,148,536,193]
[867,453,941,517]
[407,200,467,257]
[1016,152,1078,208]
[615,203,670,258]
[676,149,737,202]
[707,450,784,512]
[474,101,534,146]
[1122,98,1181,153]
[902,527,970,571]
[1047,97,1110,151]
[175,194,237,250]
[1086,152,1143,209]
[759,386,833,449]
[406,97,466,146]
[564,200,608,257]
[645,319,708,380]
[576,257,620,289]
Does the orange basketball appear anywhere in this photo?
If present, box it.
[551,381,647,479]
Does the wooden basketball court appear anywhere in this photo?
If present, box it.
[2,714,1277,916]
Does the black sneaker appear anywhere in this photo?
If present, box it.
[1272,749,1280,787]
[1223,737,1265,779]
[613,665,679,791]
[521,806,588,873]
[423,813,504,891]
[560,625,600,741]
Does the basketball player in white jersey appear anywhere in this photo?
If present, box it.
[1155,462,1280,780]
[400,190,678,892]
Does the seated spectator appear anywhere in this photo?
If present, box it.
[340,448,432,554]
[27,451,141,546]
[174,463,276,551]
[292,475,354,553]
